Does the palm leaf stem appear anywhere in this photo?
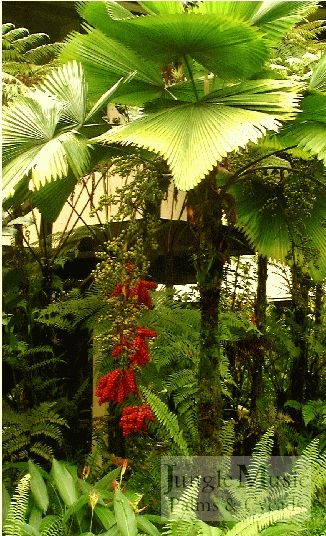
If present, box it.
[221,145,298,193]
[183,54,199,101]
[51,170,109,265]
[19,217,45,271]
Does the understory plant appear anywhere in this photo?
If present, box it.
[2,457,163,536]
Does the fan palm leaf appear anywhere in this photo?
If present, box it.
[96,80,301,190]
[72,4,270,82]
[38,60,87,125]
[309,50,326,91]
[274,90,326,164]
[251,1,318,44]
[2,61,131,214]
[230,179,326,281]
[60,26,166,105]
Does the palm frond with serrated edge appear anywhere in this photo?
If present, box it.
[97,80,301,191]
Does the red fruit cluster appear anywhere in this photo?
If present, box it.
[111,326,157,365]
[130,326,157,366]
[95,367,138,405]
[110,282,131,300]
[97,264,157,436]
[109,263,157,308]
[131,280,158,308]
[119,405,154,437]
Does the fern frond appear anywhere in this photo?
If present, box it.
[217,420,235,457]
[224,507,306,536]
[3,474,31,536]
[29,442,53,462]
[3,402,67,463]
[252,427,275,458]
[300,438,326,500]
[141,386,189,455]
[39,516,64,536]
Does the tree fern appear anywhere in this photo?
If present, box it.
[141,386,189,455]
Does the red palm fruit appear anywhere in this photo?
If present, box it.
[111,345,123,357]
[136,327,157,338]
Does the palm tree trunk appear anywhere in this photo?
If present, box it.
[288,263,310,404]
[250,255,268,416]
[188,172,226,454]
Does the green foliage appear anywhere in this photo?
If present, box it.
[60,0,320,190]
[3,474,31,536]
[141,386,189,455]
[2,459,163,536]
[2,23,61,104]
[2,402,68,463]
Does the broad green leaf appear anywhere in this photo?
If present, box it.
[28,506,42,531]
[2,484,11,522]
[113,489,137,536]
[62,494,89,523]
[28,460,49,514]
[95,504,116,530]
[94,466,122,491]
[136,515,161,536]
[101,523,120,536]
[20,523,39,536]
[98,79,300,190]
[51,459,78,508]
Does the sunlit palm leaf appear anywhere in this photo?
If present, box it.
[30,131,91,188]
[252,1,317,44]
[60,27,165,104]
[137,1,184,16]
[204,79,302,116]
[78,11,269,81]
[309,51,326,92]
[97,80,301,190]
[2,90,63,162]
[31,170,78,223]
[281,122,326,165]
[197,1,263,20]
[38,60,87,125]
[230,179,326,281]
[2,78,92,199]
[275,92,326,164]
